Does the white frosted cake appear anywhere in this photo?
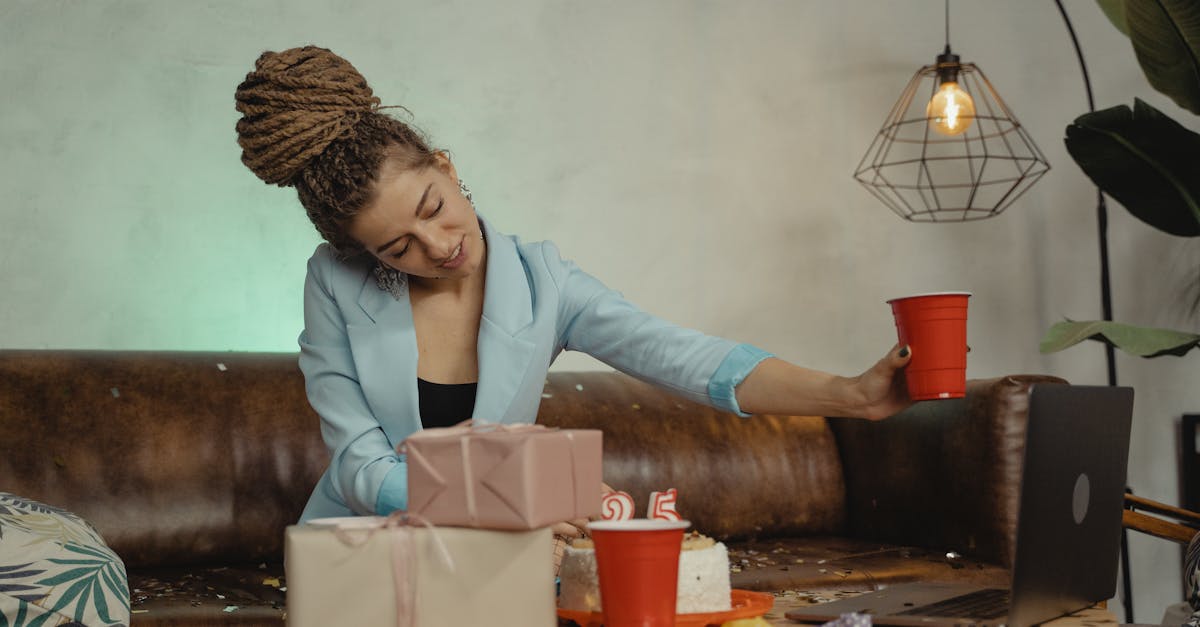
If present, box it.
[558,532,732,614]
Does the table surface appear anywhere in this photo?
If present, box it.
[558,589,1118,626]
[758,589,1117,627]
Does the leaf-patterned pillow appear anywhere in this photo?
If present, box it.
[0,492,129,627]
[1185,531,1200,627]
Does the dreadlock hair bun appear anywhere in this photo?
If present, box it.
[234,45,381,186]
[233,46,440,256]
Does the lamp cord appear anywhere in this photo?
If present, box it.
[1054,0,1129,622]
[944,0,951,49]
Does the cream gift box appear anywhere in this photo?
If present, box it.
[403,424,602,529]
[285,517,555,627]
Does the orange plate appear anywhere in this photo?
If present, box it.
[557,589,774,626]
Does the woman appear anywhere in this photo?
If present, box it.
[233,46,912,539]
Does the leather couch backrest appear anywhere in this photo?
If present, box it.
[0,350,1063,571]
[1,351,850,566]
[536,371,847,540]
[0,350,327,568]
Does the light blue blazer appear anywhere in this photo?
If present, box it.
[296,215,771,522]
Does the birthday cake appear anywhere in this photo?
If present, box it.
[557,531,733,614]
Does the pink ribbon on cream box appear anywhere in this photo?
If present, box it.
[285,512,555,627]
[402,422,603,530]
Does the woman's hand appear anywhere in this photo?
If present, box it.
[847,343,913,421]
[552,482,615,575]
[552,518,588,575]
[735,346,913,420]
[551,518,589,541]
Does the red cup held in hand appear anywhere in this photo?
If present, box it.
[587,519,691,627]
[887,291,971,401]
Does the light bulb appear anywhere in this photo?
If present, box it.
[926,81,975,136]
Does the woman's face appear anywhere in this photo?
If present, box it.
[349,153,484,282]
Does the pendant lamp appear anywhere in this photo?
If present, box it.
[854,1,1050,222]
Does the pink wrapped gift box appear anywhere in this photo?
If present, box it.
[403,424,602,529]
[285,517,554,627]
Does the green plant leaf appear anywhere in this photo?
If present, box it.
[61,541,117,562]
[91,578,113,625]
[1065,99,1200,236]
[1040,320,1200,357]
[46,575,92,615]
[1098,0,1130,36]
[1124,0,1200,114]
[24,602,53,624]
[25,606,54,627]
[36,566,97,587]
[101,564,128,603]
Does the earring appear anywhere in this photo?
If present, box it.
[458,179,473,206]
[373,263,407,301]
[458,179,485,241]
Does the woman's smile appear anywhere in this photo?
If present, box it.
[439,239,467,270]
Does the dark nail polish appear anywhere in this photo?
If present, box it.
[899,346,910,358]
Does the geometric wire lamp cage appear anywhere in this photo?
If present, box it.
[854,45,1051,222]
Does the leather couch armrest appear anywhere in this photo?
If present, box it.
[829,374,1067,567]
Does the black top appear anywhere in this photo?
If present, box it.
[417,378,477,429]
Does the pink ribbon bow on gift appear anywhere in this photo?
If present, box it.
[426,421,549,525]
[330,511,455,627]
[402,420,584,528]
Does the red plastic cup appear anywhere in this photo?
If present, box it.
[887,291,971,400]
[587,519,691,627]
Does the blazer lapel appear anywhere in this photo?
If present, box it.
[350,269,422,438]
[347,216,536,432]
[473,217,536,424]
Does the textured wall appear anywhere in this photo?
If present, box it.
[2,0,1196,619]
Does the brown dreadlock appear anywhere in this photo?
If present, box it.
[234,46,438,255]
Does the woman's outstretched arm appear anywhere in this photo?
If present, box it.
[734,344,912,420]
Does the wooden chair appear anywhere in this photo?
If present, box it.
[1124,494,1200,545]
[1122,494,1200,625]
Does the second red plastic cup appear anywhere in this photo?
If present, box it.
[888,291,971,400]
[587,519,691,627]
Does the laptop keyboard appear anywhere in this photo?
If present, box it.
[894,588,1010,619]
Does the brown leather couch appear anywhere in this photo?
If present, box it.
[0,350,1063,626]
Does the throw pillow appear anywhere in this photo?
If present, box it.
[0,492,129,626]
[1185,530,1200,627]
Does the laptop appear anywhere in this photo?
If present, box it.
[786,384,1135,627]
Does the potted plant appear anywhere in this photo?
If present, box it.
[1040,0,1200,358]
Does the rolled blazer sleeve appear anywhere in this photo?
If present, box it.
[298,247,407,516]
[540,242,772,416]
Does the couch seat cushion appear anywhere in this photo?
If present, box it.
[127,564,285,626]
